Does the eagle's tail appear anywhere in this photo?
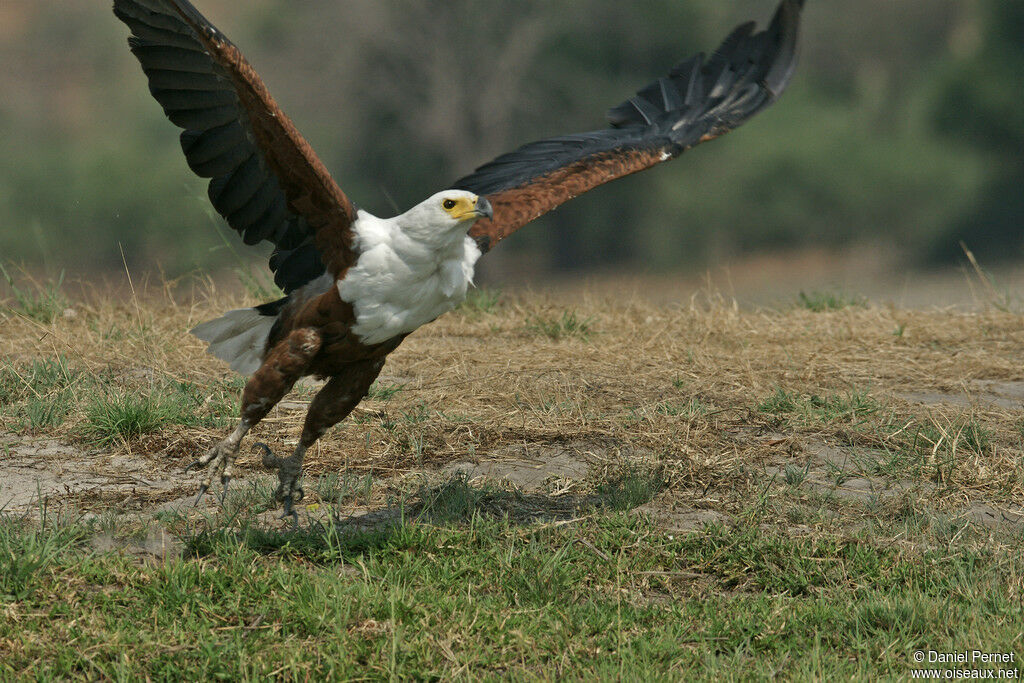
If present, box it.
[191,307,277,375]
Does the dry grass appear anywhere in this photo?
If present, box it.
[2,278,1023,533]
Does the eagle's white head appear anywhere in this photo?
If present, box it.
[396,190,493,244]
[340,189,490,345]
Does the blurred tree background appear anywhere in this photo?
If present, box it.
[0,0,1019,288]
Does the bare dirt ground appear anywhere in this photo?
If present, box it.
[3,263,1024,546]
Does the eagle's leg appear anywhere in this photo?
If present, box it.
[257,358,385,527]
[188,329,323,506]
[185,419,254,505]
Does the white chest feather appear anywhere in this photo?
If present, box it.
[337,211,482,345]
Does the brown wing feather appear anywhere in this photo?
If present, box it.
[469,148,664,251]
[456,0,803,253]
[114,0,357,287]
[167,6,356,272]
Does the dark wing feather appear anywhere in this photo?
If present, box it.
[113,0,358,293]
[452,0,803,253]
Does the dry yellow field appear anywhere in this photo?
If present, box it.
[3,282,1023,535]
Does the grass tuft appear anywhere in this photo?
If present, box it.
[0,511,88,600]
[595,463,665,511]
[459,287,501,315]
[367,381,404,401]
[314,471,374,506]
[1,357,77,405]
[797,290,867,312]
[82,390,193,445]
[0,264,68,323]
[527,310,594,340]
[758,387,800,414]
[783,463,811,487]
[21,395,70,431]
[758,387,879,425]
[412,472,524,523]
[83,393,167,444]
[656,397,706,418]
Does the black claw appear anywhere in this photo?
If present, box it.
[219,475,232,505]
[279,495,299,529]
[184,459,203,474]
[193,483,210,507]
[254,442,280,468]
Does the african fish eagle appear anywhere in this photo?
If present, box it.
[112,0,804,522]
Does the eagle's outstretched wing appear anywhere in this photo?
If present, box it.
[453,0,803,253]
[113,0,356,293]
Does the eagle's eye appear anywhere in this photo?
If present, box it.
[442,199,457,210]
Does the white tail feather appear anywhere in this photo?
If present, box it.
[191,308,275,375]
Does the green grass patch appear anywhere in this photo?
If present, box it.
[81,381,233,445]
[783,462,811,487]
[595,463,665,511]
[0,356,77,405]
[1,510,1022,679]
[367,381,404,401]
[82,392,180,444]
[459,287,501,315]
[411,472,527,523]
[20,395,70,431]
[959,418,991,454]
[656,397,706,418]
[1,357,239,438]
[797,290,867,312]
[0,511,89,601]
[0,264,68,324]
[314,471,374,507]
[527,310,594,340]
[1,357,79,432]
[758,388,880,425]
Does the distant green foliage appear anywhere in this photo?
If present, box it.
[797,291,867,312]
[2,1,1006,279]
[234,266,283,302]
[528,311,593,340]
[930,0,1024,263]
